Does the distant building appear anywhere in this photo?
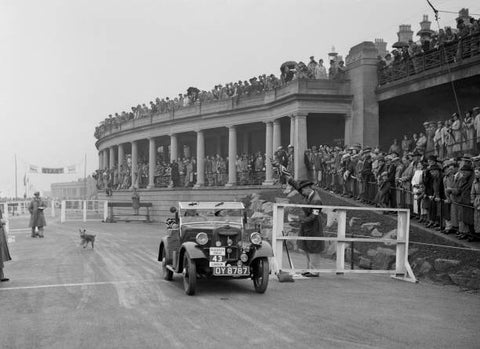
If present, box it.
[50,177,97,200]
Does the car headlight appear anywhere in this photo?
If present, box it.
[196,232,208,245]
[250,232,262,245]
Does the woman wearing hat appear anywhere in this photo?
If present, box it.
[286,178,324,277]
[411,161,425,220]
[0,208,11,282]
[451,161,474,240]
[451,113,462,154]
[463,111,475,152]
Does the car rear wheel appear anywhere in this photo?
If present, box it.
[183,254,197,296]
[252,257,269,293]
[161,248,173,281]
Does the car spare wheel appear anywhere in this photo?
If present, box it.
[162,248,173,281]
[183,254,197,296]
[252,257,269,293]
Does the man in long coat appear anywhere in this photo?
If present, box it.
[29,191,47,238]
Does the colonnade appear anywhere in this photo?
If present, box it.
[98,113,308,188]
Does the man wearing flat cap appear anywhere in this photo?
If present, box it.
[28,191,47,238]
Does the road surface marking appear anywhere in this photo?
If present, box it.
[0,279,158,291]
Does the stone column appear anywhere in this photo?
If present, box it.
[147,138,156,189]
[102,149,108,170]
[117,143,124,173]
[130,140,138,189]
[226,126,237,186]
[195,130,205,188]
[289,115,295,146]
[98,151,103,170]
[294,114,308,180]
[345,41,379,147]
[170,134,178,162]
[109,147,115,170]
[273,119,281,151]
[263,121,274,185]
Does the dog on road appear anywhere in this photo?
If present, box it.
[79,229,96,249]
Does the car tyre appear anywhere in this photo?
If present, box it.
[161,248,173,281]
[252,257,269,293]
[183,254,197,296]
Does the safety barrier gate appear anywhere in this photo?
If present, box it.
[60,200,108,223]
[271,203,417,283]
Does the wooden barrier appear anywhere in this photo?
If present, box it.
[106,202,152,223]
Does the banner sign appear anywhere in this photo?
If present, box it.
[28,164,78,174]
[41,167,64,174]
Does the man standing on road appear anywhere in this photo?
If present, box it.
[28,191,47,238]
[132,188,140,215]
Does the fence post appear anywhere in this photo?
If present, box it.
[395,210,408,277]
[60,201,66,223]
[336,209,347,274]
[103,201,108,222]
[271,204,284,274]
[83,201,87,222]
[3,202,9,233]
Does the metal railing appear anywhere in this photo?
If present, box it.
[378,33,480,85]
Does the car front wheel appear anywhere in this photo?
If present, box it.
[161,248,173,281]
[252,257,269,293]
[183,254,197,296]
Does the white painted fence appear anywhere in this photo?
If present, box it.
[271,203,417,283]
[60,200,108,223]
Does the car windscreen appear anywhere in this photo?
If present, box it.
[181,209,243,224]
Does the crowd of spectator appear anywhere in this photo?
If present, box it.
[94,55,346,139]
[378,12,480,83]
[94,150,278,192]
[305,106,480,243]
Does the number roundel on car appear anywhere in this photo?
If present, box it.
[312,209,320,216]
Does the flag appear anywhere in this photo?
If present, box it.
[66,165,77,174]
[29,164,39,173]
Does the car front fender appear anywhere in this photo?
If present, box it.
[157,237,169,262]
[250,241,274,260]
[181,241,207,260]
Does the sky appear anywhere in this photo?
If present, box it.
[1,0,479,197]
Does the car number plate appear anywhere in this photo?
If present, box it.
[213,266,250,276]
[209,255,226,267]
[209,247,226,267]
[210,247,225,256]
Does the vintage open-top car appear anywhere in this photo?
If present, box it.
[158,201,273,295]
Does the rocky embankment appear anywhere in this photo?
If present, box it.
[241,188,480,291]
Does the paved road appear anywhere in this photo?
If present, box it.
[1,216,479,349]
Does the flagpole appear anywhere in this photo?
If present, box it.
[15,154,18,199]
[84,153,87,200]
